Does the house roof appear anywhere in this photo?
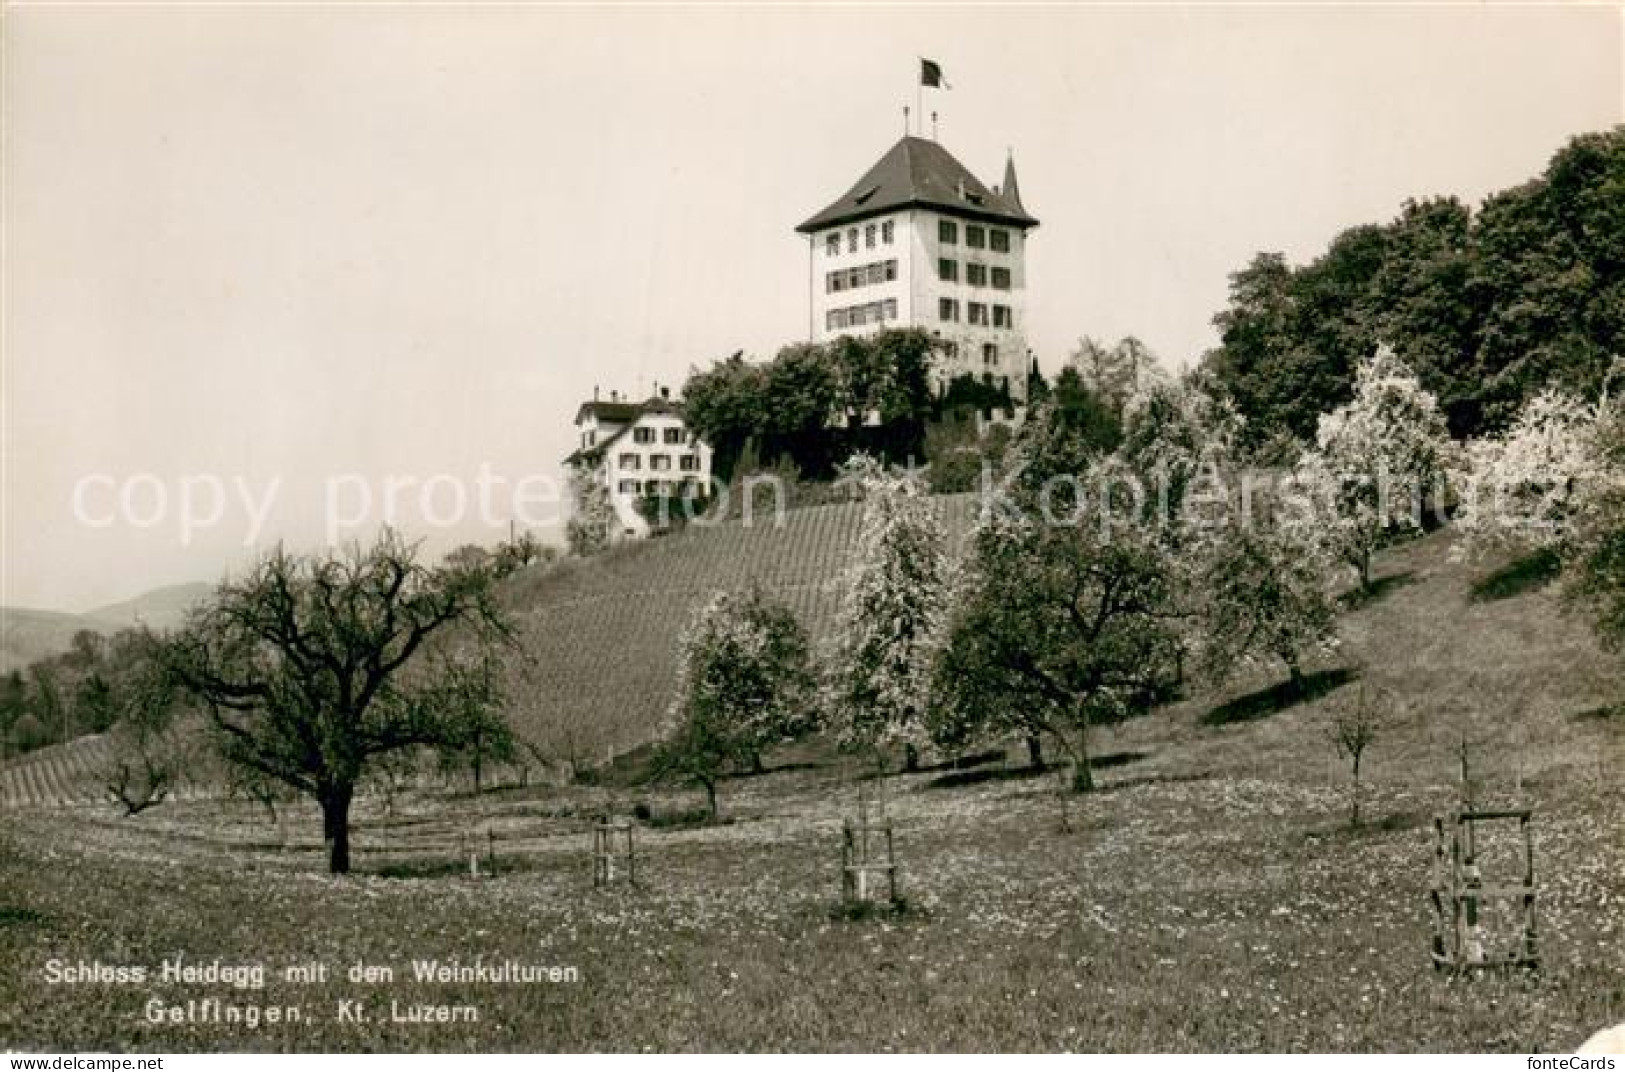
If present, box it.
[573,399,644,425]
[565,394,688,466]
[795,136,1039,234]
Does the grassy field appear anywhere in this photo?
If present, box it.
[1,530,1621,1052]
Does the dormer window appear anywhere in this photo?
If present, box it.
[853,184,879,206]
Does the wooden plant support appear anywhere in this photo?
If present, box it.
[841,783,899,907]
[592,818,636,889]
[1429,809,1539,975]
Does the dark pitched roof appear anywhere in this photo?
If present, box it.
[796,136,1038,234]
[565,395,687,465]
[574,400,643,425]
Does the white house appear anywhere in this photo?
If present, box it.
[565,388,713,538]
[795,134,1039,401]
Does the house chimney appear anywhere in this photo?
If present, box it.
[593,385,600,401]
[661,385,671,401]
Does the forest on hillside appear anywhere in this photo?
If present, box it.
[1201,127,1625,451]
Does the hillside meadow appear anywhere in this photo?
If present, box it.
[1,529,1621,1052]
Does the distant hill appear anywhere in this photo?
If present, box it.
[1,607,116,674]
[0,581,211,673]
[89,582,212,631]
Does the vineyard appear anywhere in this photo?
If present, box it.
[0,734,118,808]
[499,494,981,767]
[0,495,983,808]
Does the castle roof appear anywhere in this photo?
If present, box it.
[795,136,1038,234]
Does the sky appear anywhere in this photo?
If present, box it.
[3,3,1621,613]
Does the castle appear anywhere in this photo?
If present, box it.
[796,134,1038,400]
[568,126,1036,537]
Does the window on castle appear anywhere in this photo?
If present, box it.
[881,220,894,244]
[938,258,958,282]
[938,219,958,244]
[993,305,1012,328]
[680,454,699,472]
[982,343,998,366]
[865,224,876,249]
[619,454,641,470]
[990,229,1011,253]
[847,228,858,253]
[884,259,897,281]
[883,298,898,320]
[828,271,843,293]
[848,268,863,289]
[968,302,988,326]
[939,298,959,322]
[663,427,684,444]
[826,233,840,257]
[828,309,848,330]
[634,427,656,444]
[866,264,885,286]
[966,224,986,249]
[967,263,988,287]
[992,266,1011,290]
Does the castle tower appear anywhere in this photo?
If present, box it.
[796,135,1039,399]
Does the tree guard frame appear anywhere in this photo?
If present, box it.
[1429,809,1539,974]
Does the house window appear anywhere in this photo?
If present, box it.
[966,224,986,249]
[992,266,1011,290]
[967,263,988,287]
[847,268,863,289]
[881,220,894,244]
[828,309,848,330]
[938,219,958,244]
[993,305,1012,328]
[663,427,684,444]
[847,228,858,253]
[865,224,877,249]
[883,298,898,320]
[826,233,840,257]
[618,454,641,470]
[618,479,640,495]
[634,427,656,444]
[884,259,897,281]
[680,454,699,472]
[938,258,958,282]
[982,343,998,366]
[651,454,673,471]
[968,302,988,326]
[939,298,959,322]
[828,271,843,293]
[867,263,885,286]
[990,229,1010,253]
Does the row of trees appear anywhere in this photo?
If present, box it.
[0,628,154,758]
[681,329,1034,484]
[662,343,1461,804]
[1205,127,1625,449]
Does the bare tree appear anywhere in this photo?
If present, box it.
[1325,683,1390,826]
[161,530,528,873]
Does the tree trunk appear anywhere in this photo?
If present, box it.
[1286,656,1305,697]
[321,784,354,875]
[473,749,483,795]
[1026,735,1044,771]
[702,777,717,821]
[1070,716,1095,794]
[750,750,765,774]
[903,742,920,773]
[1349,753,1362,828]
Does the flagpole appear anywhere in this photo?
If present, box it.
[915,57,922,136]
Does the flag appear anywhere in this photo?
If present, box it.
[920,58,950,89]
